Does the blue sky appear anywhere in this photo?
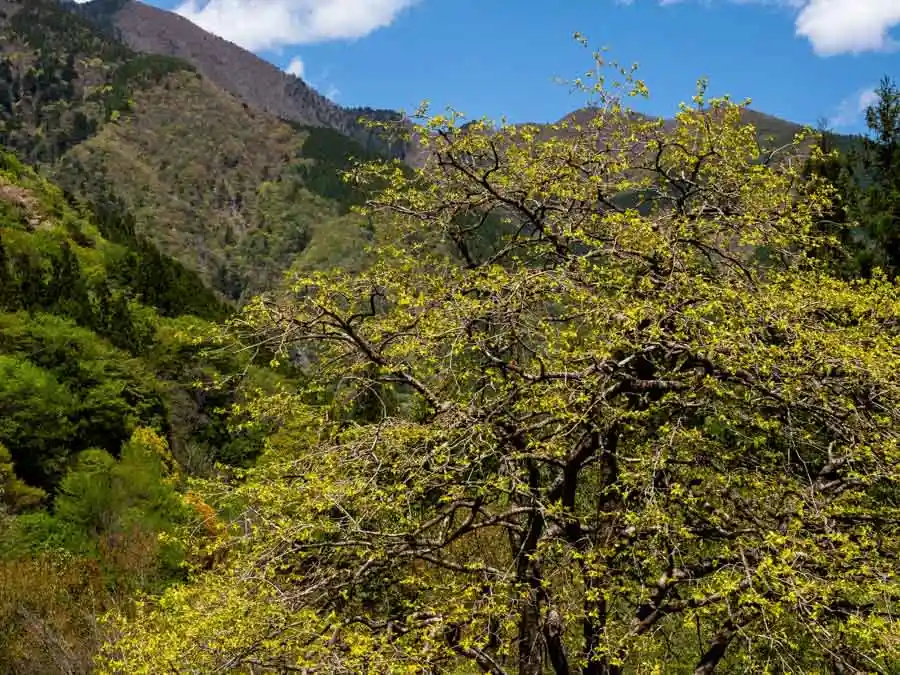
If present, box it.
[140,0,899,133]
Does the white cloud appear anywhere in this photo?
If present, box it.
[794,0,900,55]
[285,56,305,78]
[829,86,878,128]
[621,0,900,56]
[857,87,880,111]
[172,0,419,52]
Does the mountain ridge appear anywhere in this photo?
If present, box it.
[74,0,846,159]
[0,0,862,303]
[71,0,410,157]
[0,0,379,300]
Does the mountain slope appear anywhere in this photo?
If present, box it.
[553,105,856,149]
[0,141,290,673]
[6,0,863,303]
[53,73,377,298]
[0,0,147,163]
[111,0,346,129]
[74,0,407,156]
[54,68,303,294]
[0,0,379,299]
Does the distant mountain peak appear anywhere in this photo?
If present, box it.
[68,0,407,157]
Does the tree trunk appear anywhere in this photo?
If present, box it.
[516,459,545,675]
[693,621,737,675]
[544,608,569,674]
[517,596,542,675]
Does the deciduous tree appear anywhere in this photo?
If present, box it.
[100,51,900,674]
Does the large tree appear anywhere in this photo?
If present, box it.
[100,54,900,674]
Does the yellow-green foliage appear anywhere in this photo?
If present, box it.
[98,54,900,673]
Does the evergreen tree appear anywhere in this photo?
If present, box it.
[12,251,46,309]
[91,278,113,333]
[858,76,900,276]
[0,235,13,310]
[803,120,863,277]
[108,289,140,352]
[805,78,900,279]
[49,241,92,324]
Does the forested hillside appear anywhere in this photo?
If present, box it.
[57,105,382,300]
[0,145,282,673]
[0,0,387,301]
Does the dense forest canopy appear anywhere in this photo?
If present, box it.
[0,106,282,674]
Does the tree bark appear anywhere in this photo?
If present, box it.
[516,459,545,675]
[543,608,569,674]
[693,620,737,675]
